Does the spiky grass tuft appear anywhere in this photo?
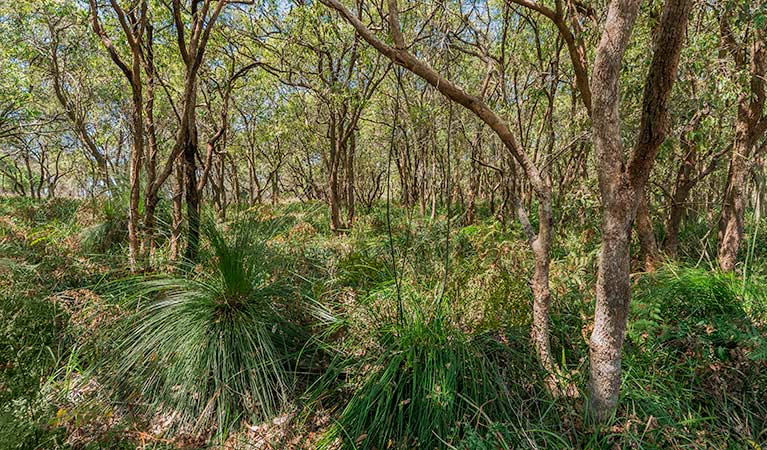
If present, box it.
[318,303,511,450]
[102,221,301,441]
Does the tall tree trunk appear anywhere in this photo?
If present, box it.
[589,0,690,421]
[142,26,159,264]
[271,170,279,206]
[183,134,201,262]
[170,160,184,262]
[715,14,767,272]
[329,168,343,231]
[664,183,690,257]
[126,74,143,271]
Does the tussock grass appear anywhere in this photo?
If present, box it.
[100,221,305,442]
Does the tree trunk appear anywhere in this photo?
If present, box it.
[530,196,557,390]
[589,0,690,422]
[717,125,751,272]
[716,15,766,272]
[170,160,184,262]
[636,190,658,271]
[346,131,356,226]
[126,78,143,271]
[329,168,343,231]
[590,195,633,420]
[184,134,201,262]
[271,170,279,206]
[664,182,690,257]
[664,146,697,257]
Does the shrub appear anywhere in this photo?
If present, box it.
[101,222,304,442]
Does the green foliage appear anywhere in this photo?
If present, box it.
[629,265,762,346]
[621,265,767,445]
[317,296,512,450]
[78,199,128,254]
[101,221,304,442]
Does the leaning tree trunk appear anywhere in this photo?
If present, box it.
[529,196,557,390]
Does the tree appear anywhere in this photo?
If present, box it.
[160,0,247,261]
[716,2,767,272]
[88,0,148,269]
[588,0,692,420]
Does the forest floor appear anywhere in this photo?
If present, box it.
[1,197,766,449]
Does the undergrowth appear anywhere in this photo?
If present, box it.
[1,198,765,449]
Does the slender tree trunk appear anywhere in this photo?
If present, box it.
[665,148,697,257]
[636,191,658,270]
[271,170,279,206]
[142,44,159,264]
[346,131,356,226]
[231,154,241,206]
[184,135,201,262]
[530,197,557,389]
[665,183,690,257]
[329,168,343,231]
[170,160,184,262]
[181,76,201,262]
[716,15,767,272]
[126,63,144,271]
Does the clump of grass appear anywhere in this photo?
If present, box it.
[317,298,511,450]
[102,221,303,442]
[78,200,127,254]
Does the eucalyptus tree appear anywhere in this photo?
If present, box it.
[586,0,692,420]
[87,0,150,269]
[167,0,245,261]
[716,0,767,272]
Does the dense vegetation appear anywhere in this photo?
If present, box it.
[1,0,766,448]
[1,198,765,448]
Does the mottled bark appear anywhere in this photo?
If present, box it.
[346,131,356,226]
[718,129,752,272]
[589,0,691,422]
